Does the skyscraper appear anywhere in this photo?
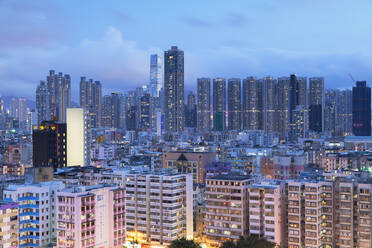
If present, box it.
[213,78,226,131]
[139,93,150,130]
[10,97,18,119]
[289,74,307,123]
[47,70,71,122]
[242,77,262,130]
[18,98,27,129]
[197,78,211,132]
[352,81,371,136]
[262,76,278,132]
[185,91,196,128]
[164,46,184,132]
[309,77,324,132]
[228,78,241,131]
[336,89,352,136]
[32,120,67,169]
[67,108,88,166]
[149,54,162,97]
[102,93,121,129]
[277,77,290,142]
[36,81,50,124]
[324,89,337,135]
[80,77,102,128]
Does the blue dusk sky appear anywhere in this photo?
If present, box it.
[1,0,372,100]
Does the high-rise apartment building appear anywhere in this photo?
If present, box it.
[277,77,290,141]
[149,54,162,97]
[213,78,226,131]
[228,78,241,131]
[18,97,27,129]
[287,177,372,248]
[164,46,184,132]
[309,77,324,132]
[185,91,197,128]
[47,70,71,122]
[36,81,50,125]
[56,185,125,248]
[125,171,193,247]
[32,120,67,169]
[139,93,151,130]
[102,93,121,129]
[336,89,352,136]
[262,77,278,132]
[205,176,253,247]
[197,78,211,132]
[248,181,286,246]
[243,77,262,130]
[352,81,371,136]
[289,75,307,123]
[3,181,65,248]
[0,201,18,248]
[80,77,102,128]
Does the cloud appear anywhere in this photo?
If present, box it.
[112,10,135,23]
[0,26,158,99]
[224,12,248,27]
[182,17,213,27]
[0,0,65,49]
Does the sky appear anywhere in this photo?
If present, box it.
[1,0,372,101]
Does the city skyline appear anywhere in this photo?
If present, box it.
[1,0,372,100]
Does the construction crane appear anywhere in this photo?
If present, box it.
[348,73,355,83]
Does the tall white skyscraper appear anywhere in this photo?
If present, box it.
[67,108,88,166]
[149,54,162,97]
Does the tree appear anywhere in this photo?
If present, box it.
[221,236,275,248]
[168,238,201,248]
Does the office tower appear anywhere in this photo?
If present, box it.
[10,97,18,119]
[3,181,65,248]
[36,81,50,124]
[309,77,324,132]
[80,77,102,128]
[67,108,88,166]
[262,76,278,132]
[277,77,290,141]
[185,91,197,128]
[164,46,185,132]
[213,78,226,131]
[139,93,150,130]
[32,120,67,169]
[353,81,371,136]
[243,77,262,130]
[205,176,253,247]
[248,181,286,246]
[197,78,211,132]
[125,172,193,247]
[336,89,352,136]
[56,185,125,248]
[149,54,162,97]
[47,70,71,122]
[228,78,242,131]
[102,93,121,129]
[0,201,18,248]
